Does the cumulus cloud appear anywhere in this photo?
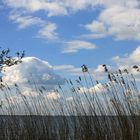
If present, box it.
[100,6,140,40]
[112,46,140,67]
[91,46,140,81]
[0,57,65,114]
[2,57,65,89]
[83,1,140,40]
[45,92,61,100]
[79,83,107,94]
[92,65,107,80]
[111,46,140,81]
[62,40,96,53]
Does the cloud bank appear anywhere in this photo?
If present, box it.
[2,57,65,89]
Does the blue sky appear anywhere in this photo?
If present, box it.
[1,0,140,81]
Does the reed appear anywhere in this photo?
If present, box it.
[0,65,140,140]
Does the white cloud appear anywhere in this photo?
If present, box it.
[5,0,139,17]
[0,89,62,115]
[62,0,93,12]
[85,21,106,33]
[55,45,140,80]
[38,23,58,40]
[1,95,23,105]
[9,12,45,29]
[45,92,61,100]
[100,6,140,40]
[2,57,65,89]
[4,0,140,41]
[54,65,75,70]
[92,65,107,80]
[9,11,58,40]
[89,46,140,81]
[54,64,82,75]
[83,3,140,40]
[79,83,106,94]
[81,21,107,39]
[112,46,140,66]
[4,0,68,16]
[62,40,96,53]
[20,87,39,96]
[54,64,107,79]
[66,97,73,101]
[111,46,140,81]
[53,64,107,80]
[92,0,139,8]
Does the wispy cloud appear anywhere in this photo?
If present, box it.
[9,11,58,41]
[54,65,82,75]
[38,23,58,40]
[62,40,96,53]
[9,12,45,29]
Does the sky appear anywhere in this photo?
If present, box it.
[0,1,140,95]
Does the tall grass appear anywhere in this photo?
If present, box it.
[0,65,140,140]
